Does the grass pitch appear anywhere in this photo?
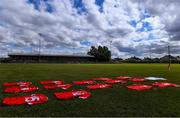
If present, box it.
[0,64,180,117]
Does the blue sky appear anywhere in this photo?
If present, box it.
[28,0,55,12]
[73,0,87,14]
[28,0,105,14]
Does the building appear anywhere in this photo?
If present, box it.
[124,56,142,63]
[0,58,10,63]
[7,53,96,63]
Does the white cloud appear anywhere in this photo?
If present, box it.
[0,0,179,58]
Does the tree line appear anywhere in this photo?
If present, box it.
[87,46,180,63]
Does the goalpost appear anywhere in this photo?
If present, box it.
[168,45,171,71]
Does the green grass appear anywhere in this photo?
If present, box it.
[0,64,180,117]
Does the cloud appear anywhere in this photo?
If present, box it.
[0,0,179,58]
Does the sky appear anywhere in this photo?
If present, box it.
[0,0,180,58]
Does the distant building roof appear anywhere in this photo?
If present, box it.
[8,53,94,58]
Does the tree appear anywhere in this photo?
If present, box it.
[87,46,98,58]
[87,46,111,62]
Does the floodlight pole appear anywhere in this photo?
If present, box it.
[149,46,152,59]
[110,40,112,52]
[109,40,112,61]
[148,46,152,64]
[38,34,42,63]
[73,46,75,55]
[167,33,172,71]
[0,52,1,64]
